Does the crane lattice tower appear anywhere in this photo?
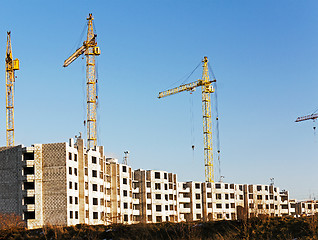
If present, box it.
[5,31,19,146]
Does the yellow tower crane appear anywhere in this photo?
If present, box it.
[158,56,216,182]
[63,13,100,149]
[5,31,19,146]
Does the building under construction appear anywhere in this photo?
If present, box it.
[0,137,293,229]
[1,14,314,230]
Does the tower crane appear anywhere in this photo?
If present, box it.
[63,13,100,149]
[295,113,318,122]
[5,31,19,146]
[158,56,216,182]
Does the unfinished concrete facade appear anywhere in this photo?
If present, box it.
[178,182,289,222]
[0,138,110,229]
[133,169,178,223]
[106,158,138,224]
[289,199,318,217]
[0,138,305,229]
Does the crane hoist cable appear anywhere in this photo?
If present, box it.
[189,90,195,151]
[67,23,87,59]
[163,61,201,92]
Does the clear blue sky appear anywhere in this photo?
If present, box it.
[0,0,317,200]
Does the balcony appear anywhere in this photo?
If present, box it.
[132,210,140,215]
[179,197,190,203]
[22,175,35,182]
[180,188,190,193]
[23,204,35,212]
[179,208,191,214]
[23,189,35,197]
[22,160,34,167]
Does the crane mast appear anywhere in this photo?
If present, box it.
[63,13,100,149]
[158,56,215,182]
[5,32,19,146]
[201,57,214,183]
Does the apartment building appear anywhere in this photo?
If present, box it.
[178,182,287,222]
[0,138,110,229]
[133,169,178,223]
[0,138,301,230]
[206,182,244,221]
[245,184,281,217]
[106,158,136,224]
[295,200,318,216]
[279,190,289,216]
[288,199,298,216]
[178,181,204,222]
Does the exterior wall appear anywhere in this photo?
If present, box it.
[66,140,80,226]
[0,146,24,217]
[32,145,43,228]
[107,158,135,224]
[245,185,280,217]
[132,171,141,223]
[279,190,289,216]
[42,142,68,226]
[1,138,310,230]
[297,200,318,216]
[210,182,237,221]
[178,182,203,221]
[76,138,85,224]
[118,163,134,224]
[85,148,105,225]
[180,182,242,221]
[104,160,111,223]
[134,169,178,223]
[179,182,285,221]
[289,199,297,216]
[133,169,146,223]
[178,182,192,221]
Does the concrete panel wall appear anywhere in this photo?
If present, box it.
[42,143,67,225]
[0,146,23,216]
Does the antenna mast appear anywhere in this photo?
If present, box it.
[123,151,129,165]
